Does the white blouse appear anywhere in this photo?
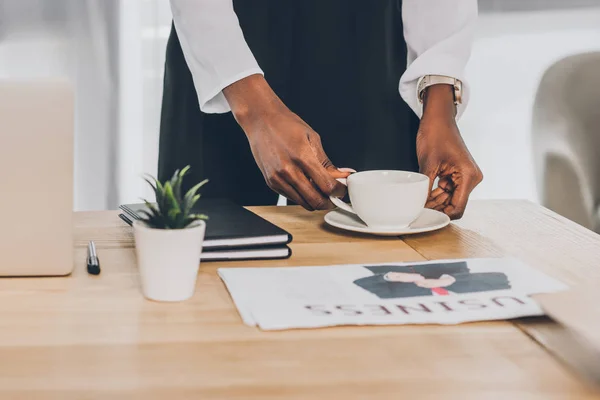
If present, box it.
[169,0,477,119]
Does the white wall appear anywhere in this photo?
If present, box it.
[117,0,172,207]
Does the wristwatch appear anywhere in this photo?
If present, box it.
[417,75,463,105]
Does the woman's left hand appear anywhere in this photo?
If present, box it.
[415,85,483,220]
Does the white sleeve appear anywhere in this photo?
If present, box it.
[169,0,264,114]
[399,0,477,120]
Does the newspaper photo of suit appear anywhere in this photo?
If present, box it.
[352,261,511,299]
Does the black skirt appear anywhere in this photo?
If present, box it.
[158,0,419,206]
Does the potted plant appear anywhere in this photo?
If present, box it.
[133,166,209,302]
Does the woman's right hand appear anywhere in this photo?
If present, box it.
[223,74,350,210]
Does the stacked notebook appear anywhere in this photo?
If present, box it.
[118,199,292,261]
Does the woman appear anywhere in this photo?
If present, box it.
[158,0,482,219]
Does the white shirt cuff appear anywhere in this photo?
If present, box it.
[199,68,264,114]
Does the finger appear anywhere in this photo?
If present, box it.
[286,171,333,210]
[334,167,357,179]
[305,134,350,197]
[426,191,450,210]
[438,177,455,193]
[443,177,474,220]
[426,188,447,206]
[434,203,447,212]
[300,157,347,198]
[427,191,450,209]
[337,167,357,174]
[272,180,313,211]
[430,187,445,198]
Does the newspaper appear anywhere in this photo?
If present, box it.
[218,258,568,331]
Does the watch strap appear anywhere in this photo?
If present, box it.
[417,75,463,105]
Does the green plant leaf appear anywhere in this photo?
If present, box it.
[168,208,182,226]
[162,183,178,228]
[163,182,179,210]
[138,210,162,229]
[184,179,208,204]
[143,200,160,215]
[188,213,209,220]
[174,166,190,202]
[183,194,200,216]
[181,180,206,216]
[170,168,181,201]
[142,178,158,203]
[185,178,208,197]
[143,174,165,207]
[167,166,192,206]
[140,201,166,227]
[179,165,191,177]
[138,167,208,229]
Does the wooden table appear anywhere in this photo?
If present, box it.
[1,200,600,399]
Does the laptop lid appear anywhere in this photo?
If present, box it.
[0,79,74,276]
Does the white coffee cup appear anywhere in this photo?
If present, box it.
[330,170,429,229]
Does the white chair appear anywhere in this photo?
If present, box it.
[532,52,600,232]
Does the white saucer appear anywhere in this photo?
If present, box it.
[324,208,450,236]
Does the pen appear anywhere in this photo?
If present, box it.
[87,241,101,275]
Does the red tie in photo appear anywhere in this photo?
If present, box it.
[431,287,449,296]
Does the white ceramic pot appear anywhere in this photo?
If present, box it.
[133,219,206,302]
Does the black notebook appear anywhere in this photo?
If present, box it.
[118,199,292,261]
[118,213,291,261]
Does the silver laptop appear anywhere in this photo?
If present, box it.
[0,80,74,276]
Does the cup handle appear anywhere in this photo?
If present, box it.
[329,178,356,215]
